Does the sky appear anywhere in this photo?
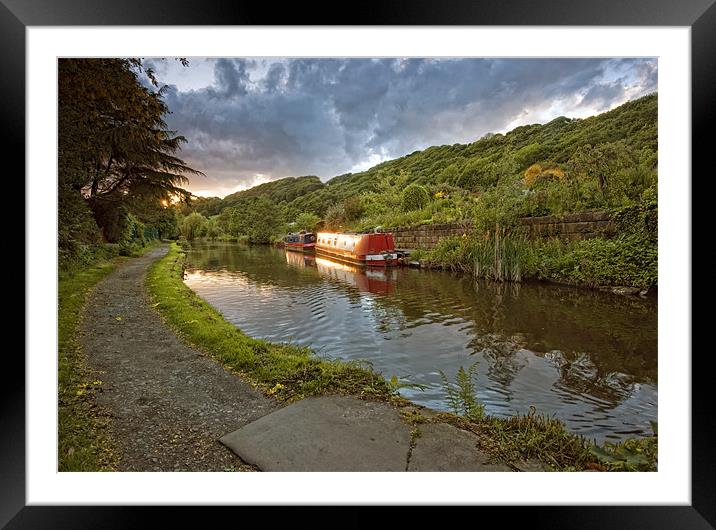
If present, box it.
[142,57,657,198]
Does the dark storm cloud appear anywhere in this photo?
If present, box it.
[158,57,657,196]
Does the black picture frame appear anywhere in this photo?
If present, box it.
[6,0,710,527]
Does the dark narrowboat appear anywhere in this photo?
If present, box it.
[283,231,317,252]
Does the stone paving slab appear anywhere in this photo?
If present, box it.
[407,422,512,472]
[220,396,412,471]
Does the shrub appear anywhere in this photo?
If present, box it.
[118,211,146,256]
[294,212,321,232]
[58,185,105,270]
[401,184,431,212]
[324,202,346,230]
[343,196,365,221]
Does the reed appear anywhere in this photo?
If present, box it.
[472,225,531,282]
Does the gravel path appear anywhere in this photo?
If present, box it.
[79,245,279,471]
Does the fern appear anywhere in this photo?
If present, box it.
[438,361,485,420]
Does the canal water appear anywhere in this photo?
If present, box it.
[183,241,657,443]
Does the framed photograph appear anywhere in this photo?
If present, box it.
[9,0,710,526]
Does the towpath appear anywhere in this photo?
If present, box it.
[79,245,278,471]
[79,244,518,472]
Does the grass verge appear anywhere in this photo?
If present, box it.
[59,242,159,471]
[59,261,120,471]
[146,242,395,402]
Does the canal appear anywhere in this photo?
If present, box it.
[183,241,657,443]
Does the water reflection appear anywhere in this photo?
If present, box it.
[285,251,397,295]
[184,241,657,442]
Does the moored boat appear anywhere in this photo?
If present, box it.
[315,231,399,267]
[283,231,316,252]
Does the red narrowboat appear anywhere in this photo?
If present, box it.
[283,231,316,252]
[315,231,399,267]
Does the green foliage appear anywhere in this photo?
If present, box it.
[230,197,285,243]
[460,155,520,192]
[220,176,324,210]
[58,58,200,265]
[401,184,431,212]
[590,437,658,471]
[118,211,147,256]
[565,141,656,208]
[423,188,658,288]
[342,196,365,222]
[427,236,474,272]
[471,177,531,234]
[438,361,485,421]
[151,206,180,239]
[477,408,596,470]
[204,217,221,240]
[534,234,657,289]
[324,202,346,230]
[471,229,532,282]
[590,421,658,471]
[59,258,124,470]
[179,212,208,241]
[294,212,321,231]
[386,375,428,395]
[58,184,106,271]
[611,186,658,242]
[514,142,546,168]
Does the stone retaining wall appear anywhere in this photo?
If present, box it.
[519,211,614,241]
[390,221,473,250]
[389,211,612,249]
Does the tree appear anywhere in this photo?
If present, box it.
[294,212,321,231]
[152,206,180,239]
[343,196,364,222]
[324,202,346,230]
[232,197,283,243]
[58,58,203,242]
[566,142,637,196]
[179,212,207,240]
[204,217,221,240]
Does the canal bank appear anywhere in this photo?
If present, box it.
[57,242,658,472]
[183,240,657,444]
[161,242,656,470]
[69,243,544,471]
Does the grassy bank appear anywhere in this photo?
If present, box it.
[421,231,657,289]
[59,243,158,471]
[417,197,657,290]
[146,243,657,471]
[146,242,395,401]
[59,260,120,471]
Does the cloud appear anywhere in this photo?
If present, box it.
[156,57,657,197]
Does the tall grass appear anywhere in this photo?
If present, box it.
[472,225,532,282]
[438,362,657,471]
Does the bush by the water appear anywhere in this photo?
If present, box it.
[423,187,658,289]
